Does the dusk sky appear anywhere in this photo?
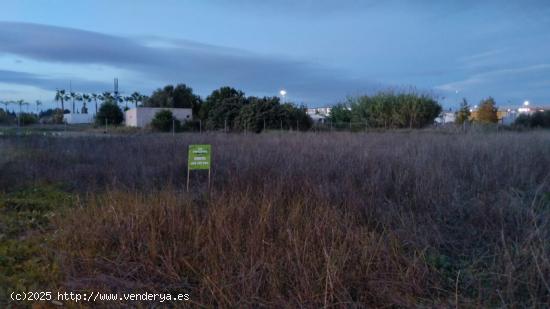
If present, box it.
[1,0,549,110]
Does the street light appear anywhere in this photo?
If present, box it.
[524,100,530,106]
[279,89,287,103]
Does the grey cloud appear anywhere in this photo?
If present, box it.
[0,22,154,65]
[0,22,382,105]
[0,69,112,93]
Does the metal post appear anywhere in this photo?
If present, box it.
[208,168,211,190]
[186,167,190,192]
[199,120,202,133]
[280,120,283,131]
[172,119,175,136]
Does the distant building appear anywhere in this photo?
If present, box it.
[125,107,192,127]
[307,107,332,116]
[63,113,94,124]
[517,106,549,115]
[469,109,512,123]
[307,107,332,123]
[435,111,456,124]
[500,110,518,125]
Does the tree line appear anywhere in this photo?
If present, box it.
[514,111,550,128]
[1,85,447,130]
[454,97,499,124]
[143,85,312,132]
[54,89,147,115]
[454,97,550,128]
[16,84,547,132]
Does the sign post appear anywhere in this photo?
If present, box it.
[187,144,211,192]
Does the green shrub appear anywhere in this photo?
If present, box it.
[18,113,38,126]
[347,91,442,129]
[232,98,312,133]
[151,109,180,132]
[95,101,123,125]
[179,119,201,132]
[0,109,15,125]
[514,114,531,127]
[514,111,550,128]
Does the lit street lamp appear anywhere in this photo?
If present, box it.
[279,89,287,104]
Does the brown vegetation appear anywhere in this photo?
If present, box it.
[1,131,549,307]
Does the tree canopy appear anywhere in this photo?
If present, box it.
[514,111,550,128]
[455,98,471,125]
[233,97,312,132]
[329,103,352,124]
[345,92,441,129]
[476,97,498,123]
[95,101,123,125]
[145,84,202,115]
[203,87,248,130]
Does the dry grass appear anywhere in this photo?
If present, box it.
[1,131,550,307]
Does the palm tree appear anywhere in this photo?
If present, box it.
[91,93,99,114]
[70,91,78,114]
[123,96,132,109]
[0,100,10,112]
[15,99,29,114]
[75,94,84,113]
[116,96,124,108]
[14,100,29,127]
[131,91,143,108]
[35,100,42,113]
[102,92,113,103]
[81,94,91,114]
[55,89,70,112]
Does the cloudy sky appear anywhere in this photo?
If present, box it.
[0,0,549,110]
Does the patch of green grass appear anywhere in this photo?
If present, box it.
[0,185,73,306]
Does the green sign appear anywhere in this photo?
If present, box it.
[188,144,211,170]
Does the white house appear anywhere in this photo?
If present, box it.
[63,113,94,124]
[307,107,332,123]
[125,107,192,127]
[307,107,332,117]
[435,111,456,124]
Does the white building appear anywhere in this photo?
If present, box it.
[435,111,456,124]
[307,107,332,123]
[125,107,192,127]
[63,113,94,124]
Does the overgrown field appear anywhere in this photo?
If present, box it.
[1,131,550,307]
